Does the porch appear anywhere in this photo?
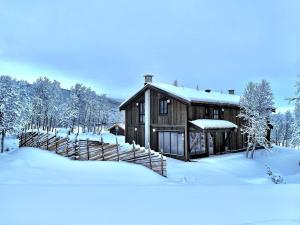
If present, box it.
[188,119,238,159]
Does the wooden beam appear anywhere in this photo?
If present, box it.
[184,105,190,161]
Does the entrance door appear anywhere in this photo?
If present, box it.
[208,133,214,155]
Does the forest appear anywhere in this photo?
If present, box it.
[0,75,123,134]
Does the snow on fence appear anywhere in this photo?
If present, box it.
[19,131,167,177]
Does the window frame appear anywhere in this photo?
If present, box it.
[158,131,184,156]
[159,98,168,115]
[138,102,145,124]
[213,109,220,120]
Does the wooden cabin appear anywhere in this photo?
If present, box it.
[119,75,248,161]
[108,123,125,136]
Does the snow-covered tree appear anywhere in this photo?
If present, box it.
[0,75,123,134]
[291,105,300,148]
[282,111,294,147]
[287,75,300,148]
[172,80,178,86]
[272,111,294,147]
[0,76,25,133]
[271,113,285,146]
[239,80,274,158]
[31,77,63,129]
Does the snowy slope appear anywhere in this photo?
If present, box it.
[168,148,300,185]
[0,139,300,225]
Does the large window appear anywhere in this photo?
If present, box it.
[213,109,220,119]
[138,102,145,124]
[158,131,184,156]
[189,132,206,155]
[159,99,168,115]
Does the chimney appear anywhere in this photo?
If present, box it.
[205,89,211,93]
[144,74,153,85]
[228,89,235,95]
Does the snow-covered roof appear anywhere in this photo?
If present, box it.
[109,123,125,130]
[120,82,240,109]
[151,83,240,105]
[190,119,238,130]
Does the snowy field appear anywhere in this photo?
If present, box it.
[0,137,300,225]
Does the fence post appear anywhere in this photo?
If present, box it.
[147,142,152,170]
[1,130,4,153]
[100,136,104,160]
[160,148,164,177]
[75,134,79,160]
[55,130,58,154]
[116,137,120,161]
[24,128,27,147]
[132,141,136,163]
[87,138,90,160]
[46,129,49,150]
[19,129,23,147]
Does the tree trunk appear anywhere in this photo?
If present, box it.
[250,143,256,159]
[88,111,91,133]
[246,145,250,158]
[71,118,75,133]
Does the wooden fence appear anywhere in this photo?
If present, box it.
[0,130,5,153]
[19,131,167,177]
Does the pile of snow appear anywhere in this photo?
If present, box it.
[0,139,300,225]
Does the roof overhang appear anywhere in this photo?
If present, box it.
[189,119,238,132]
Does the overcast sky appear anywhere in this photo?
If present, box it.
[1,0,300,107]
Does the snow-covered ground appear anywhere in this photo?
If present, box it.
[0,137,300,225]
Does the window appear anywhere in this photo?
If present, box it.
[190,132,206,155]
[213,109,220,119]
[205,107,210,118]
[158,131,184,156]
[138,102,145,124]
[159,99,168,115]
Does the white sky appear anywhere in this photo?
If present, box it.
[1,0,300,107]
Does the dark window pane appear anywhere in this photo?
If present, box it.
[163,132,170,153]
[138,102,145,123]
[159,99,168,115]
[158,132,164,152]
[213,109,219,119]
[177,133,184,156]
[171,132,178,154]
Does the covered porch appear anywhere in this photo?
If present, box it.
[188,119,238,159]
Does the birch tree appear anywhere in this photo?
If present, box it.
[239,80,274,158]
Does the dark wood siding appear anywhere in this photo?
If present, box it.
[150,90,187,126]
[149,90,187,159]
[188,104,244,151]
[124,94,145,146]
